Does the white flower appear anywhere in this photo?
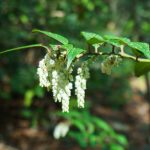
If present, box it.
[77,68,82,74]
[49,59,55,65]
[52,73,72,112]
[37,53,74,112]
[51,66,73,112]
[37,54,57,88]
[45,54,55,67]
[75,63,90,108]
[53,122,70,139]
[37,58,51,87]
[62,94,69,112]
[52,70,58,77]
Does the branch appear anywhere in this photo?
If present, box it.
[77,45,150,63]
[119,45,150,63]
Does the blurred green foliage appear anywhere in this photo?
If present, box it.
[56,100,128,149]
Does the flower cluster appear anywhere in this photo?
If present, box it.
[37,51,90,112]
[37,51,124,112]
[75,63,90,108]
[37,53,73,112]
[37,52,122,112]
[100,55,122,75]
[37,56,51,88]
[51,69,73,112]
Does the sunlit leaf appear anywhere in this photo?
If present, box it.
[67,47,85,69]
[61,44,74,50]
[104,39,121,47]
[128,42,150,59]
[104,35,130,47]
[104,35,130,45]
[33,29,69,44]
[81,31,104,44]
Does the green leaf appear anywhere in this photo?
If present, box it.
[89,135,97,147]
[61,44,74,50]
[109,144,124,150]
[104,35,130,47]
[81,31,104,44]
[34,86,44,98]
[128,42,150,59]
[104,35,130,45]
[67,47,85,69]
[69,132,87,148]
[93,117,112,132]
[79,54,94,62]
[86,122,95,134]
[0,44,42,55]
[71,119,86,132]
[134,61,150,77]
[24,90,34,107]
[115,134,128,146]
[33,29,68,44]
[132,49,144,57]
[56,110,81,119]
[104,39,121,47]
[21,110,33,118]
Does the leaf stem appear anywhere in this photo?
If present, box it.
[0,44,50,55]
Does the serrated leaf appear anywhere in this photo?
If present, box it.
[0,44,42,55]
[134,61,150,77]
[67,47,85,69]
[128,42,150,59]
[81,31,104,44]
[33,29,68,44]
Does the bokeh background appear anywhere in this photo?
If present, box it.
[0,0,150,150]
